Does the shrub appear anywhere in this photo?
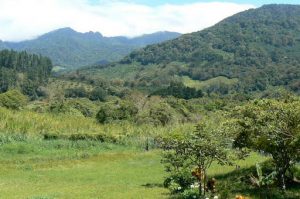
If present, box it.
[0,89,28,109]
[89,87,107,101]
[64,87,88,98]
[66,98,97,117]
[48,101,83,116]
[149,103,173,126]
[96,101,138,123]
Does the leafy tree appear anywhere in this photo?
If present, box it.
[159,116,234,196]
[232,99,300,190]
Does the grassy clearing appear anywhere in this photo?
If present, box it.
[0,140,258,199]
[182,76,239,90]
[0,139,298,199]
[0,143,168,199]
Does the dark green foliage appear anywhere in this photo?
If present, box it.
[89,87,107,101]
[151,82,203,99]
[119,5,300,94]
[0,89,28,109]
[48,101,83,116]
[0,50,53,97]
[42,133,117,143]
[2,28,180,68]
[65,87,89,98]
[96,101,138,123]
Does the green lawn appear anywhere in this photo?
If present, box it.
[0,140,298,199]
[0,144,168,199]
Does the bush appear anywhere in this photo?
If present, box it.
[164,169,195,193]
[149,103,173,126]
[89,87,107,101]
[0,90,28,109]
[96,101,138,123]
[66,98,97,117]
[65,87,88,98]
[48,101,83,116]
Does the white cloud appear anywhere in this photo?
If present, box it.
[0,0,255,41]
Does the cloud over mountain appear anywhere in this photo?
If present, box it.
[0,0,254,41]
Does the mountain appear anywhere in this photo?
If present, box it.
[86,4,300,94]
[0,40,7,49]
[0,28,180,68]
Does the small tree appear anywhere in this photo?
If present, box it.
[159,116,234,197]
[232,99,300,190]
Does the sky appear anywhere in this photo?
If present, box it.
[0,0,299,41]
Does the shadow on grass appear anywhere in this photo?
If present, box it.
[213,164,300,199]
[142,183,164,188]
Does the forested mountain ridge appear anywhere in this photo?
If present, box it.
[103,4,300,94]
[0,28,180,68]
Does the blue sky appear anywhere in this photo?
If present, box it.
[1,0,299,41]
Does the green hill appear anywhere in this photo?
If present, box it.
[1,28,180,68]
[86,4,300,94]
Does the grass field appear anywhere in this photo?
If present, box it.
[182,76,239,90]
[0,139,299,199]
[0,141,168,199]
[0,138,265,199]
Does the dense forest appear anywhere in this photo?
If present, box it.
[0,50,53,97]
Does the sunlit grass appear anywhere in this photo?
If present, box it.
[0,143,168,199]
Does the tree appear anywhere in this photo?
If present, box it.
[232,99,300,190]
[159,116,234,197]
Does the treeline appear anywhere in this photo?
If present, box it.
[0,50,53,97]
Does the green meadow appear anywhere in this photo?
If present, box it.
[0,139,267,199]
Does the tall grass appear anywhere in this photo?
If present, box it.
[0,107,195,147]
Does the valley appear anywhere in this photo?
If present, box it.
[0,3,299,199]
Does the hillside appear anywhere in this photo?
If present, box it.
[1,28,180,68]
[85,4,300,94]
